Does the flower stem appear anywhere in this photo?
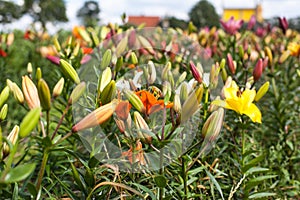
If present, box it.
[51,103,70,140]
[36,149,49,193]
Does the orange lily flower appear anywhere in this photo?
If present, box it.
[122,141,146,165]
[135,90,173,115]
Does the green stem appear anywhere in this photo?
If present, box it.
[46,110,50,136]
[203,87,209,120]
[158,148,164,200]
[36,149,49,193]
[51,103,70,140]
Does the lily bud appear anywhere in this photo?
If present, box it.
[279,50,290,63]
[19,107,41,138]
[53,78,64,98]
[147,60,156,84]
[162,62,171,81]
[238,45,244,59]
[167,71,175,89]
[263,57,269,70]
[59,59,80,84]
[72,100,118,132]
[255,81,269,102]
[99,67,112,92]
[37,79,51,111]
[6,33,14,46]
[73,42,80,57]
[219,58,227,83]
[221,76,232,99]
[181,87,202,123]
[173,94,181,114]
[264,46,273,65]
[101,49,112,70]
[27,63,33,74]
[0,86,10,108]
[22,76,40,109]
[124,89,145,113]
[162,81,171,100]
[3,125,19,157]
[100,80,116,105]
[134,111,152,144]
[69,82,86,104]
[253,59,263,82]
[176,71,187,87]
[115,56,123,72]
[0,104,8,121]
[130,52,138,65]
[226,53,236,74]
[53,36,61,52]
[36,67,42,81]
[115,101,131,121]
[202,108,224,141]
[7,80,24,104]
[210,63,220,89]
[180,82,188,103]
[190,61,202,83]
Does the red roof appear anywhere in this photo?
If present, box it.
[128,16,160,27]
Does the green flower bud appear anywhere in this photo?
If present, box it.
[131,52,138,65]
[0,104,8,121]
[69,82,86,104]
[100,80,116,105]
[255,81,269,102]
[162,62,171,81]
[180,82,188,103]
[101,49,112,70]
[176,71,187,87]
[123,89,145,113]
[238,45,244,59]
[147,60,156,84]
[173,94,181,114]
[53,78,64,98]
[37,79,51,111]
[59,59,80,84]
[53,36,61,52]
[36,67,42,81]
[73,42,80,57]
[0,86,10,108]
[20,107,41,138]
[99,67,112,92]
[202,108,224,141]
[115,56,123,72]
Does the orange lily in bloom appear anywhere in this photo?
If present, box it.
[122,141,146,165]
[135,90,173,115]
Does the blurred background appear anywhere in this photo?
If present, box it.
[1,0,300,32]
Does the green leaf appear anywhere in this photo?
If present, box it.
[12,183,18,199]
[154,175,167,188]
[205,169,224,200]
[4,163,36,183]
[132,183,156,199]
[249,192,277,199]
[245,167,269,176]
[245,175,278,191]
[242,153,266,173]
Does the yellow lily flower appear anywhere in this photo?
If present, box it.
[287,42,300,57]
[212,81,262,123]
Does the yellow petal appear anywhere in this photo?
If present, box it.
[241,89,256,110]
[224,87,238,100]
[211,99,226,107]
[243,103,262,123]
[225,99,242,113]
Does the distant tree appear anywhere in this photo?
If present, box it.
[160,16,188,30]
[77,1,100,27]
[23,0,68,30]
[0,1,22,24]
[188,0,220,28]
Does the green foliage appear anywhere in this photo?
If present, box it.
[188,0,220,28]
[0,1,22,24]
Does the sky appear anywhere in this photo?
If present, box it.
[2,0,300,32]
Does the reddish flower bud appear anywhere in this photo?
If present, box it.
[253,59,263,82]
[278,17,288,34]
[189,61,202,83]
[226,53,236,74]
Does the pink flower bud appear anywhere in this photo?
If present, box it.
[226,53,236,74]
[189,61,202,83]
[253,59,263,82]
